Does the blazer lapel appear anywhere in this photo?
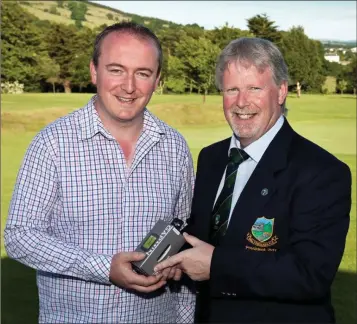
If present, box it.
[223,118,295,244]
[199,138,231,240]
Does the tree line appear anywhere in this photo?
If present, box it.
[1,2,356,94]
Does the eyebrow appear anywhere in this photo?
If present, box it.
[105,63,154,74]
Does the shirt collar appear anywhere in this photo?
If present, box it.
[78,94,165,141]
[229,115,285,163]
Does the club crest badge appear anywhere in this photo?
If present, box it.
[252,217,274,242]
[246,217,278,250]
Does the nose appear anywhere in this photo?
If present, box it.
[121,74,136,94]
[235,90,249,108]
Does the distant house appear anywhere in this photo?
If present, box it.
[324,54,340,63]
[351,47,357,53]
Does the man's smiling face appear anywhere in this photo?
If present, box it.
[90,32,160,126]
[222,60,287,147]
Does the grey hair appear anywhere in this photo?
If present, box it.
[215,37,289,114]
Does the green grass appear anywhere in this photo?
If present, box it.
[1,93,356,324]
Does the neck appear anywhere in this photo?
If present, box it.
[95,103,144,167]
[112,121,143,168]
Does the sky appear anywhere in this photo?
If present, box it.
[91,1,356,41]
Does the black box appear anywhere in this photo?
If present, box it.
[132,219,185,276]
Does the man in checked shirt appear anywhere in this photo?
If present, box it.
[5,22,195,323]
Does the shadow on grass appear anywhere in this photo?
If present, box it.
[286,95,357,100]
[328,95,357,99]
[332,270,357,324]
[1,257,38,324]
[1,256,356,324]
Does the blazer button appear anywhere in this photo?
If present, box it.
[261,188,269,196]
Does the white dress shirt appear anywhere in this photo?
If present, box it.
[214,115,285,225]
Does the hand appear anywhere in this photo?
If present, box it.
[109,251,166,293]
[160,266,183,281]
[154,233,214,281]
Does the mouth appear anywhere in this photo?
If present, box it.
[115,96,136,104]
[233,112,257,120]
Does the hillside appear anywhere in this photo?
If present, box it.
[17,0,181,31]
[16,1,356,45]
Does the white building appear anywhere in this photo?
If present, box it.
[351,47,357,53]
[324,54,340,63]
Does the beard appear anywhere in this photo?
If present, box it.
[225,108,259,139]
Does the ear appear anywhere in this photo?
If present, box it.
[154,73,161,90]
[89,60,97,85]
[278,80,288,105]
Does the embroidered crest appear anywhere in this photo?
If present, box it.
[246,217,278,249]
[252,217,274,242]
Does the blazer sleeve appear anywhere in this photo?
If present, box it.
[210,162,352,301]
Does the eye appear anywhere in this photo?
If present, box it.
[137,72,150,78]
[249,87,261,91]
[109,69,123,74]
[225,88,239,95]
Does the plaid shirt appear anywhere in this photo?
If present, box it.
[5,96,196,323]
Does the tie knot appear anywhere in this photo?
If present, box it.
[229,148,250,165]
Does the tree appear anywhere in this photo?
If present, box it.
[175,35,220,99]
[340,54,357,93]
[348,55,357,91]
[1,2,52,91]
[246,13,282,44]
[68,1,88,28]
[157,27,186,88]
[195,38,221,100]
[321,76,337,94]
[337,80,347,94]
[207,22,254,50]
[37,55,61,93]
[344,50,355,62]
[324,61,343,78]
[182,24,205,40]
[69,27,95,92]
[165,56,187,93]
[70,53,91,92]
[43,23,78,93]
[280,26,325,92]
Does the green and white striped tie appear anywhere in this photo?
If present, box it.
[209,147,249,246]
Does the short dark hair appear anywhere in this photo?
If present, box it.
[92,21,163,76]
